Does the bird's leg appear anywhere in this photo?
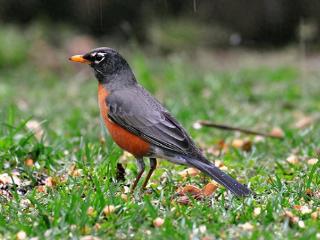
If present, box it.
[141,158,157,190]
[130,157,145,193]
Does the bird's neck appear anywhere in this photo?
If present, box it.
[97,69,137,92]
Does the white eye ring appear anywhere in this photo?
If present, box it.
[94,53,105,64]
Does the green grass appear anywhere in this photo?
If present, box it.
[0,28,320,239]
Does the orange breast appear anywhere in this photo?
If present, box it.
[98,84,150,157]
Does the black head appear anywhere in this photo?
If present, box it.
[69,47,136,86]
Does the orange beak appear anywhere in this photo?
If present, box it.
[69,55,91,64]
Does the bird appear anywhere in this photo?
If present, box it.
[69,47,251,197]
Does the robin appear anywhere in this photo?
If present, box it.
[69,47,251,197]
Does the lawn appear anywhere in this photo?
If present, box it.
[0,26,319,239]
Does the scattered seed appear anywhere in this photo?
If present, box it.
[24,158,34,167]
[121,193,128,201]
[286,155,299,164]
[311,211,318,220]
[295,116,314,129]
[231,139,252,151]
[103,205,116,216]
[253,207,261,217]
[16,231,27,240]
[270,127,285,138]
[307,158,318,165]
[193,121,202,130]
[44,177,56,187]
[87,206,95,216]
[239,222,254,231]
[298,220,305,228]
[80,236,101,240]
[153,217,164,227]
[36,185,47,193]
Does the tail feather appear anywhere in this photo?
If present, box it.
[185,156,251,197]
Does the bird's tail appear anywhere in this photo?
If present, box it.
[184,156,251,197]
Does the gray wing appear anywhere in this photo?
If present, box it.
[106,86,197,155]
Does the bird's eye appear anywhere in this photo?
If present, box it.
[95,53,105,63]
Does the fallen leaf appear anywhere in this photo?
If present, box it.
[178,168,200,178]
[269,127,285,138]
[202,182,218,196]
[103,205,116,216]
[177,185,202,197]
[176,196,190,205]
[153,217,165,228]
